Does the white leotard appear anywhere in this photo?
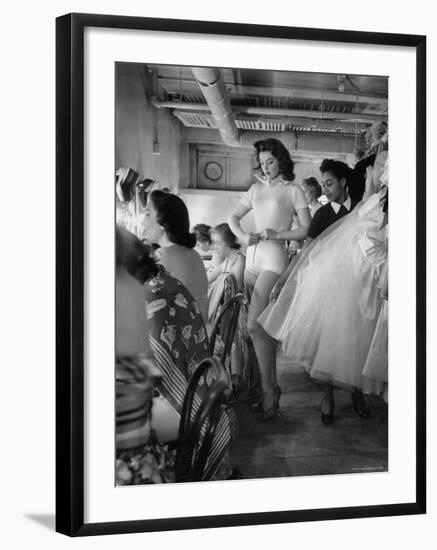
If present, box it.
[238,180,307,276]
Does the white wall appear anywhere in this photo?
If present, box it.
[180,190,256,233]
[2,2,435,550]
[116,63,182,190]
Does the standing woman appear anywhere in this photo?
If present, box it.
[228,138,311,420]
[143,190,209,321]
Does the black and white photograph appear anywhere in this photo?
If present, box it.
[1,0,433,545]
[114,62,389,486]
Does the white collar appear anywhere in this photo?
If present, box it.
[255,174,288,187]
[331,195,351,214]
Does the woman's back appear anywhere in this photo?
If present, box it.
[144,266,232,480]
[156,244,208,320]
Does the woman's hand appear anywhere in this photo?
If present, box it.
[242,232,261,247]
[260,228,279,241]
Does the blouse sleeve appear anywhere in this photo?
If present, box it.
[239,184,257,210]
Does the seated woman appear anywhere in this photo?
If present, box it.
[207,223,245,326]
[117,226,234,481]
[143,190,208,321]
[207,223,257,397]
[193,223,218,274]
[301,176,323,217]
[115,234,173,485]
[193,223,212,258]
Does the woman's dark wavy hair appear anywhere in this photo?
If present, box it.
[319,159,353,185]
[149,190,196,249]
[116,225,159,283]
[302,176,322,199]
[253,138,295,181]
[193,223,212,245]
[213,223,241,250]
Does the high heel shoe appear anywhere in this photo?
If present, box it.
[250,385,281,413]
[249,395,263,413]
[320,395,334,425]
[258,386,281,422]
[351,389,371,419]
[250,400,263,413]
[273,385,281,409]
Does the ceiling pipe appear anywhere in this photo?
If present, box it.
[189,67,241,147]
[150,98,387,123]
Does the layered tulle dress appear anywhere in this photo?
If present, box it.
[259,173,388,395]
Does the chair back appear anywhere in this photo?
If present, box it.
[175,357,229,482]
[223,272,239,302]
[209,293,244,368]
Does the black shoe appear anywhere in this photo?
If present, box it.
[258,405,279,422]
[321,396,334,425]
[351,389,371,419]
[273,385,282,408]
[250,399,263,413]
[257,386,281,422]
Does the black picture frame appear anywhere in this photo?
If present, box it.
[56,12,426,537]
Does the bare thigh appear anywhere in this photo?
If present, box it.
[244,268,257,301]
[247,270,280,329]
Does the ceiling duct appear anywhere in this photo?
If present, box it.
[190,67,241,147]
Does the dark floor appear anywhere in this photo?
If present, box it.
[229,357,388,480]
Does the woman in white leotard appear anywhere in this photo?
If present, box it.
[229,139,311,420]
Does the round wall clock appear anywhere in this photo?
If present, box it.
[204,161,223,180]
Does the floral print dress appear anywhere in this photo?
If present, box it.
[144,266,232,480]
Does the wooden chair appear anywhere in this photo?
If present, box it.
[209,293,244,371]
[175,357,229,482]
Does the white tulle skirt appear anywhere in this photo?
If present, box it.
[259,193,388,395]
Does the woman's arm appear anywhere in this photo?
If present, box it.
[260,206,311,242]
[230,253,245,290]
[207,262,224,284]
[228,202,260,247]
